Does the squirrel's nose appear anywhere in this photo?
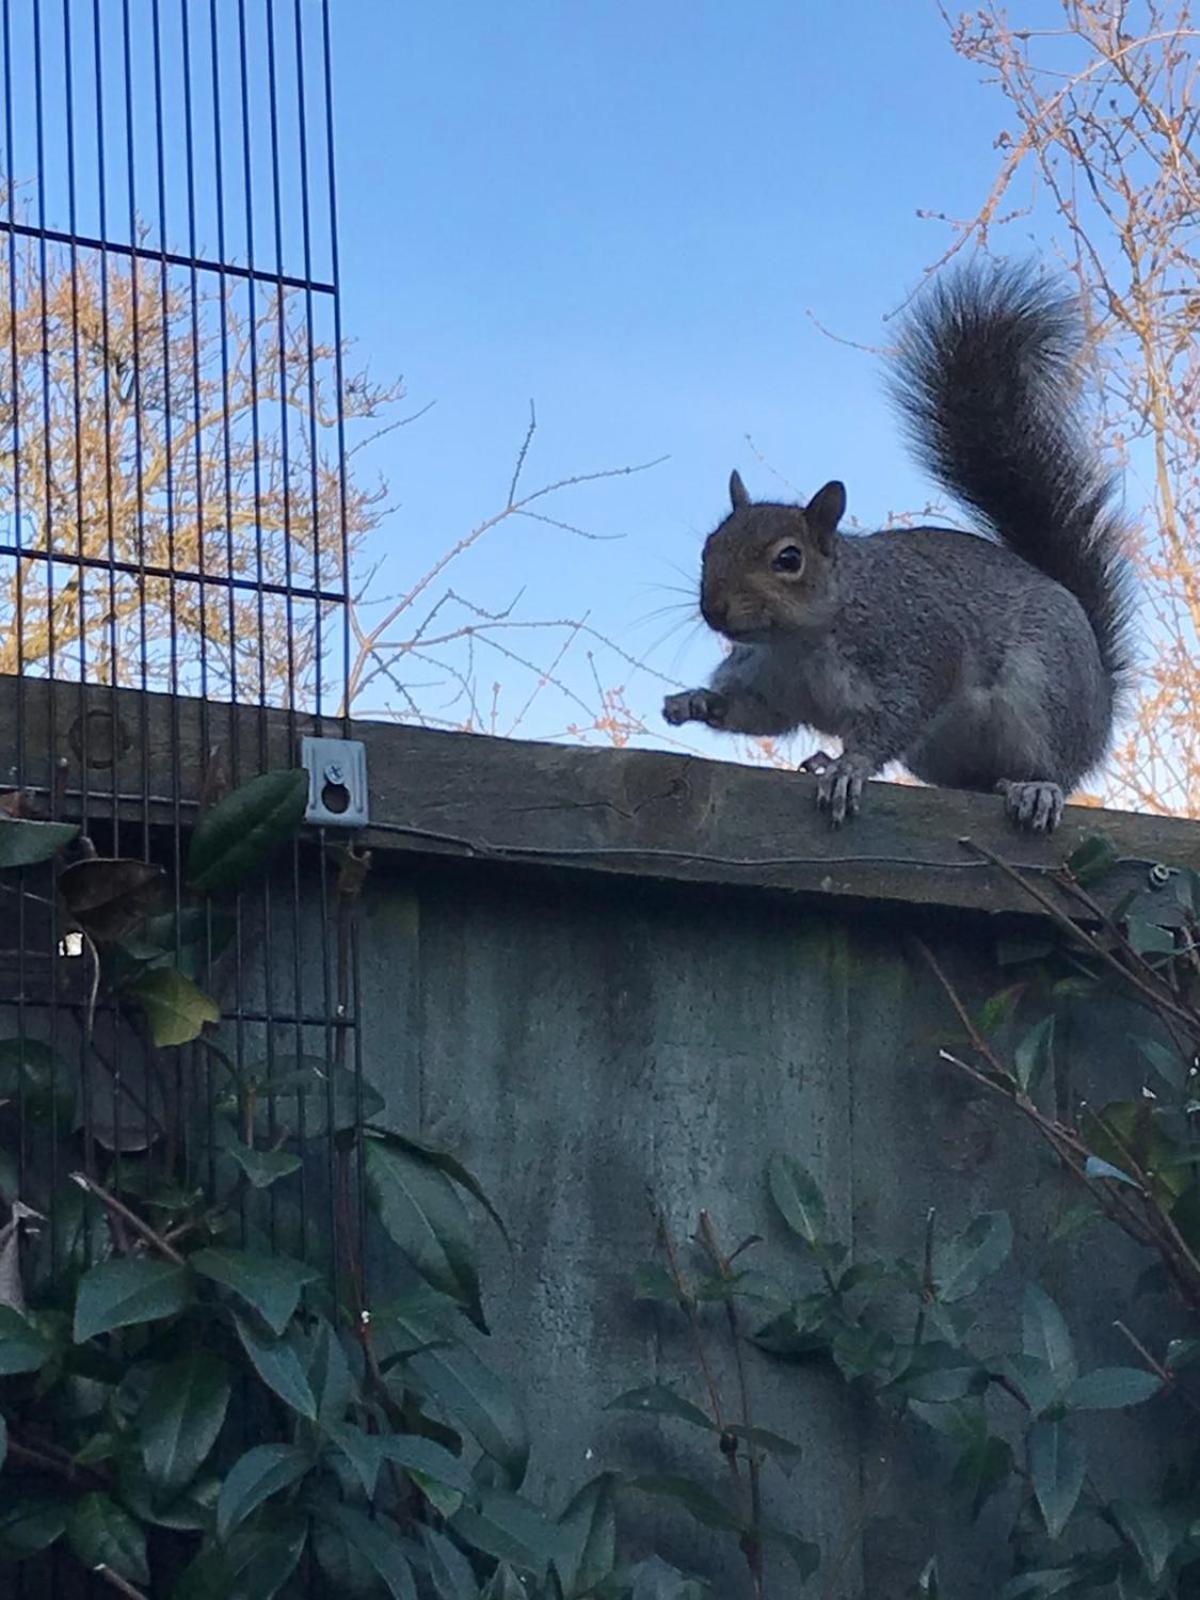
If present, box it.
[701,593,728,632]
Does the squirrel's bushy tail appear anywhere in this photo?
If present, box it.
[890,259,1134,700]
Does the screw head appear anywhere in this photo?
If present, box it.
[323,761,345,785]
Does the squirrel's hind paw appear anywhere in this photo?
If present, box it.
[997,780,1064,833]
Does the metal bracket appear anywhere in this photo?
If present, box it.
[300,736,369,828]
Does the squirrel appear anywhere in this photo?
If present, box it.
[662,260,1134,832]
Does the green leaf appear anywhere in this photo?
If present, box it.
[178,1514,309,1600]
[766,1154,827,1247]
[306,1315,357,1424]
[0,1490,67,1560]
[58,857,165,943]
[451,1487,567,1577]
[723,1424,803,1474]
[246,1056,385,1139]
[621,1557,714,1599]
[1048,1204,1100,1247]
[0,1037,74,1122]
[932,1211,1012,1303]
[889,1341,983,1403]
[374,1432,476,1496]
[326,1422,381,1499]
[1064,1367,1162,1411]
[74,1257,189,1342]
[1133,1034,1188,1089]
[323,1505,418,1600]
[1085,1154,1139,1187]
[1014,1016,1055,1093]
[1028,1418,1086,1539]
[388,1310,528,1485]
[924,1403,1016,1520]
[122,907,236,981]
[1166,1337,1200,1371]
[999,1568,1091,1598]
[217,1443,312,1542]
[367,1127,510,1247]
[556,1472,617,1596]
[1126,916,1177,957]
[66,1492,149,1587]
[0,816,78,868]
[233,1313,317,1420]
[999,1355,1060,1417]
[1066,834,1117,886]
[140,1348,231,1495]
[1022,1285,1077,1390]
[191,1247,317,1336]
[228,1516,308,1600]
[626,1473,745,1533]
[421,1528,479,1600]
[118,1456,217,1532]
[632,1263,680,1304]
[605,1384,715,1431]
[188,768,309,895]
[226,1140,302,1190]
[132,966,221,1047]
[313,1515,382,1596]
[979,983,1025,1036]
[483,1566,529,1600]
[1111,1500,1177,1582]
[0,1303,53,1373]
[760,1525,820,1574]
[366,1137,485,1329]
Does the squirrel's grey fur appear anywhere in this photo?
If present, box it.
[662,260,1135,831]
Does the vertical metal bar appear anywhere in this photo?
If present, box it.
[121,0,152,865]
[320,0,352,738]
[151,0,189,1183]
[238,0,270,745]
[292,0,323,728]
[3,0,28,1207]
[264,0,296,733]
[180,0,213,1190]
[319,0,363,1298]
[33,0,63,1249]
[209,0,240,742]
[91,0,121,844]
[121,0,157,1170]
[90,0,127,1175]
[62,0,99,1196]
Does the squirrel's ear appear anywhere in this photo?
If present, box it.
[729,469,750,511]
[805,481,846,553]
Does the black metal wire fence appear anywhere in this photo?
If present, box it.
[0,5,363,1591]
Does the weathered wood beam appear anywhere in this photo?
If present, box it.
[4,675,1194,918]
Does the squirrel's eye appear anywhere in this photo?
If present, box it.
[772,545,804,574]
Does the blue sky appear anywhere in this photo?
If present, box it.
[0,1,1027,745]
[327,2,1017,744]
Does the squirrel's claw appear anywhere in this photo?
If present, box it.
[797,748,837,775]
[997,779,1064,833]
[816,756,868,827]
[662,688,728,728]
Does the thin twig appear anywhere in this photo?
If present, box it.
[69,1172,186,1265]
[698,1209,765,1600]
[94,1566,149,1600]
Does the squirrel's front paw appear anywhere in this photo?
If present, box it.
[662,688,728,728]
[815,754,871,828]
